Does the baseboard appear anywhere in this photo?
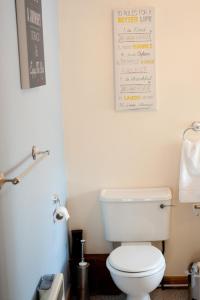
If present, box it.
[163,276,188,285]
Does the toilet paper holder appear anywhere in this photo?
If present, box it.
[52,194,62,220]
[52,194,70,223]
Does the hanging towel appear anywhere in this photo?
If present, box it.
[179,139,200,203]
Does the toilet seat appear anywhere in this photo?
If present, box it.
[107,245,165,277]
[106,259,165,278]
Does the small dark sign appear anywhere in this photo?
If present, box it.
[16,0,46,89]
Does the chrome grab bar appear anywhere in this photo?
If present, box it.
[0,146,50,189]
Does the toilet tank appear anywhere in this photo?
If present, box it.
[99,188,172,242]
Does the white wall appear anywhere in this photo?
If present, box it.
[0,1,69,299]
[59,0,200,275]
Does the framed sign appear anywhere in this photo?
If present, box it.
[113,8,156,111]
[16,0,46,89]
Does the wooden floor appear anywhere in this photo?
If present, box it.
[151,288,188,299]
[90,289,189,300]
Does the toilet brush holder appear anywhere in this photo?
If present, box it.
[77,262,90,300]
[76,239,90,300]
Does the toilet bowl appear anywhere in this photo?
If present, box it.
[106,245,165,300]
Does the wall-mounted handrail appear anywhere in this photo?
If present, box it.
[0,146,50,189]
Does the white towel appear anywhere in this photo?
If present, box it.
[179,139,200,203]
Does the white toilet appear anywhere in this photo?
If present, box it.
[99,187,172,300]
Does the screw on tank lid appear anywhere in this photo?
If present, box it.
[108,245,165,273]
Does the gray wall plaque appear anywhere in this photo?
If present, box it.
[16,0,46,89]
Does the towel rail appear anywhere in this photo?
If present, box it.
[0,146,50,189]
[183,122,200,140]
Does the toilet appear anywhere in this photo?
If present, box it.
[99,187,172,300]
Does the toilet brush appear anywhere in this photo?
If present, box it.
[79,240,87,267]
[77,240,90,300]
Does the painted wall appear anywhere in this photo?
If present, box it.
[0,1,69,300]
[59,0,200,275]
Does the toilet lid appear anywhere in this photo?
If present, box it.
[108,245,165,273]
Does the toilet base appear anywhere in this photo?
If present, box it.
[127,294,150,300]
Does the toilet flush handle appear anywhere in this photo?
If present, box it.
[160,204,176,209]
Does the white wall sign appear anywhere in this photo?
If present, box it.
[113,8,156,111]
[16,0,46,89]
